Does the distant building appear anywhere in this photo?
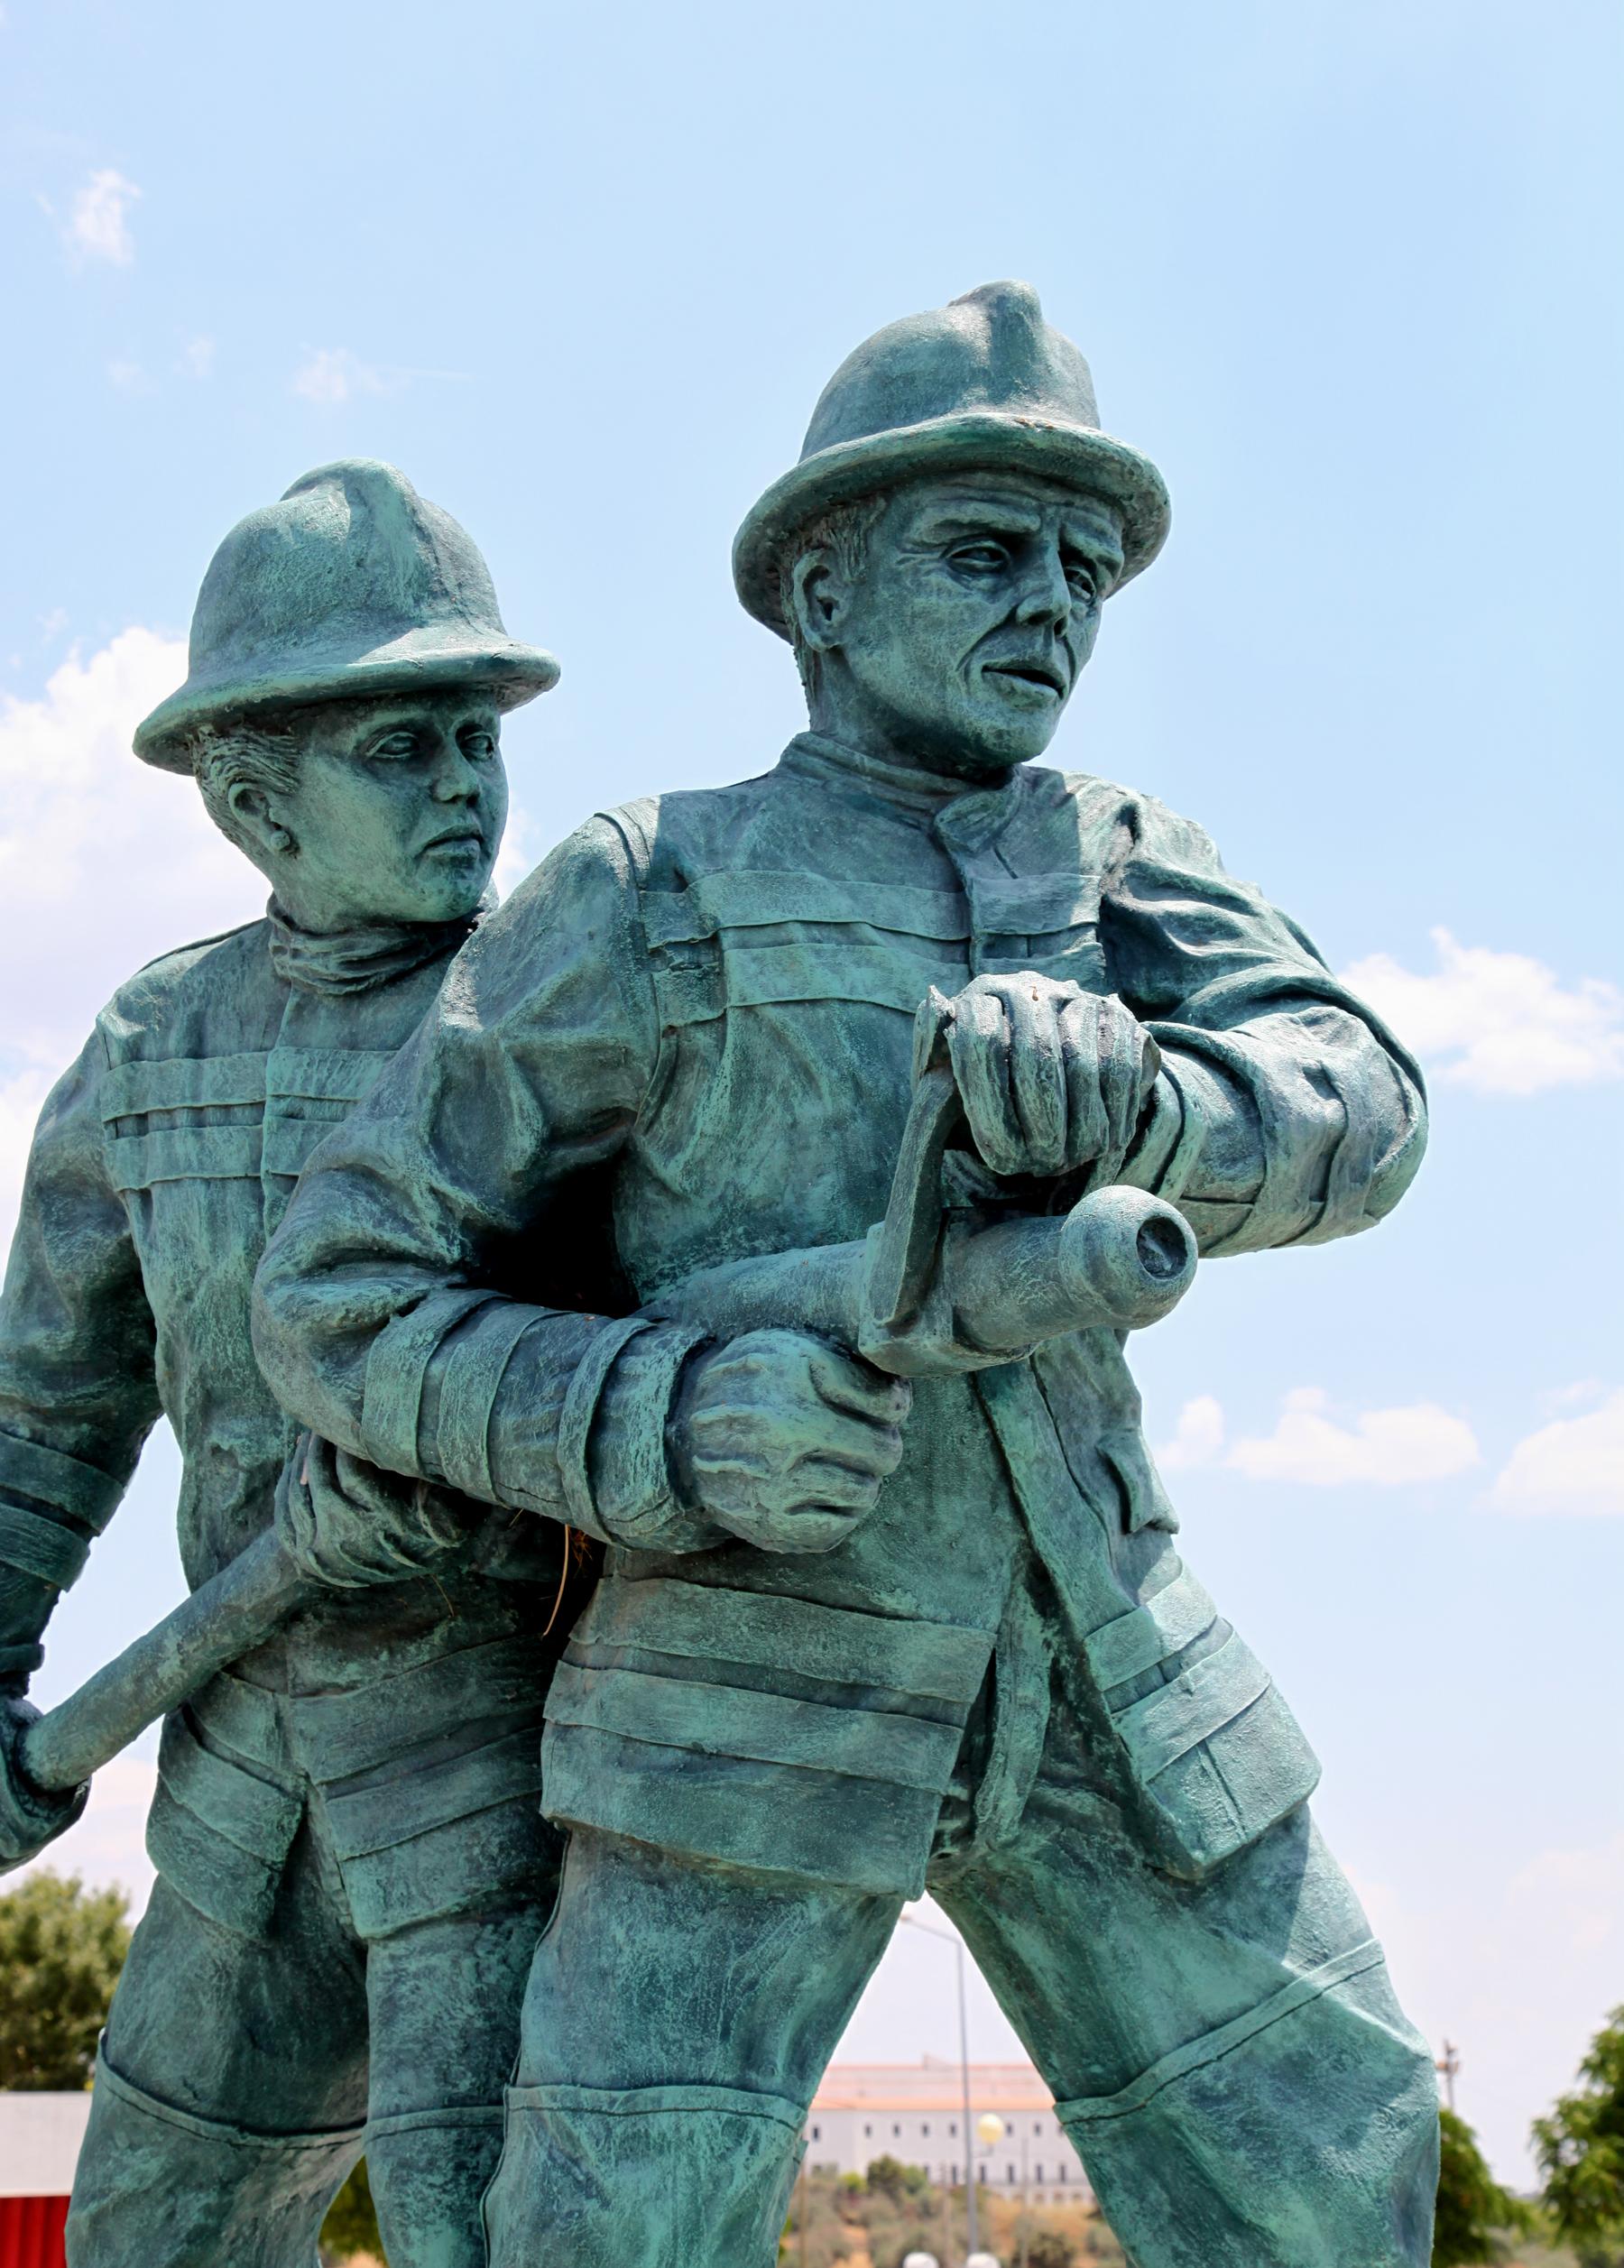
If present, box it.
[804,2061,1093,2208]
[0,2093,90,2267]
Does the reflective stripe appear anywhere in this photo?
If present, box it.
[1055,1940,1389,2126]
[360,1288,497,1477]
[0,1431,124,1528]
[0,1505,91,1589]
[290,1632,550,1782]
[644,872,970,945]
[1084,1563,1219,1692]
[106,1124,263,1189]
[434,1300,538,1502]
[966,871,1103,936]
[573,1578,992,1707]
[265,1046,395,1105]
[319,1723,543,1858]
[100,1052,266,1120]
[1112,1629,1274,1784]
[544,1659,964,1793]
[156,1713,302,1865]
[723,942,965,1017]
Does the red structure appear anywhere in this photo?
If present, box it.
[0,2196,69,2268]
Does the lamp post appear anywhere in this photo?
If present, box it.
[900,1908,983,2262]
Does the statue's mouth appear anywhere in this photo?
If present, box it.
[984,659,1066,698]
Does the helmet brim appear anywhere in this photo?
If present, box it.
[732,410,1170,637]
[134,632,561,772]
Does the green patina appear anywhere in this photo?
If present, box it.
[0,464,566,2266]
[239,286,1444,2265]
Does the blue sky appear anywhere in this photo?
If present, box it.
[2,0,1620,2188]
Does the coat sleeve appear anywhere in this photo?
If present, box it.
[253,816,719,1552]
[0,1036,161,1692]
[1102,797,1428,1256]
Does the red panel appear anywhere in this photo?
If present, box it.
[0,2195,70,2268]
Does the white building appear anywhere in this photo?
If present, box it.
[803,2060,1093,2209]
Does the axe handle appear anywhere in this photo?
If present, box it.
[19,1528,309,1796]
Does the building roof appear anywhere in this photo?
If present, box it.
[811,2061,1056,2113]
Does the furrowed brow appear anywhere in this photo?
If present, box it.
[918,503,1046,541]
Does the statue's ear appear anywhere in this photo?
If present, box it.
[226,779,294,859]
[787,546,846,657]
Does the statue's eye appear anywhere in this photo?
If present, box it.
[370,732,419,761]
[950,541,1010,574]
[1065,563,1099,604]
[461,731,497,761]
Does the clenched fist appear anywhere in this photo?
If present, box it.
[920,973,1159,1184]
[275,1433,472,1588]
[670,1330,911,1554]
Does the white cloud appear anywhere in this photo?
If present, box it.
[1228,1386,1481,1487]
[176,334,215,380]
[1343,927,1624,1097]
[1154,1393,1226,1471]
[106,357,148,394]
[1490,1388,1624,1517]
[64,168,141,268]
[292,346,389,405]
[0,632,263,1236]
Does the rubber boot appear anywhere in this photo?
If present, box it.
[66,2050,362,2268]
[365,2102,505,2268]
[1056,1947,1440,2268]
[483,2081,807,2268]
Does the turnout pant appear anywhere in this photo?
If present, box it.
[68,1805,560,2268]
[484,1663,1438,2268]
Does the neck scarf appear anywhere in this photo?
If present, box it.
[266,893,490,997]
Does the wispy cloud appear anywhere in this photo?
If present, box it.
[61,167,142,267]
[1154,1387,1481,1487]
[106,357,149,394]
[176,334,215,380]
[1490,1387,1624,1517]
[291,346,390,405]
[1343,928,1624,1097]
[0,627,261,1237]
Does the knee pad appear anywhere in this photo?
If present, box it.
[364,2103,505,2268]
[1056,1945,1439,2268]
[484,2081,807,2268]
[67,2049,363,2268]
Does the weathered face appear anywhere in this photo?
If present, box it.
[271,691,508,927]
[803,470,1125,774]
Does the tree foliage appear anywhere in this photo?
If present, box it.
[1535,2007,1624,2256]
[0,1870,130,2090]
[1433,2108,1530,2264]
[320,2156,384,2263]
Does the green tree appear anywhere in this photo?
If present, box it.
[0,1870,130,2089]
[864,2154,929,2204]
[1433,2107,1530,2264]
[1024,2229,1078,2268]
[320,2157,384,2263]
[1535,2007,1624,2261]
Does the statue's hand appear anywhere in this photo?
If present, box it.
[0,1693,86,1870]
[670,1331,911,1554]
[921,973,1160,1183]
[275,1433,472,1589]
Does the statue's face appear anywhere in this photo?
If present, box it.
[278,691,508,926]
[812,470,1125,774]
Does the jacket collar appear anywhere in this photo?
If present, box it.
[266,893,489,997]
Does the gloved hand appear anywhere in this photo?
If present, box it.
[669,1330,910,1554]
[274,1433,474,1589]
[0,1692,87,1873]
[918,973,1160,1185]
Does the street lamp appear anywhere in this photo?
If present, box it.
[900,1908,986,2261]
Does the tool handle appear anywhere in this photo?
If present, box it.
[19,1528,309,1795]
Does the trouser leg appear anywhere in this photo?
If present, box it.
[931,1737,1437,2268]
[65,1839,368,2267]
[483,1828,900,2268]
[364,1898,556,2268]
